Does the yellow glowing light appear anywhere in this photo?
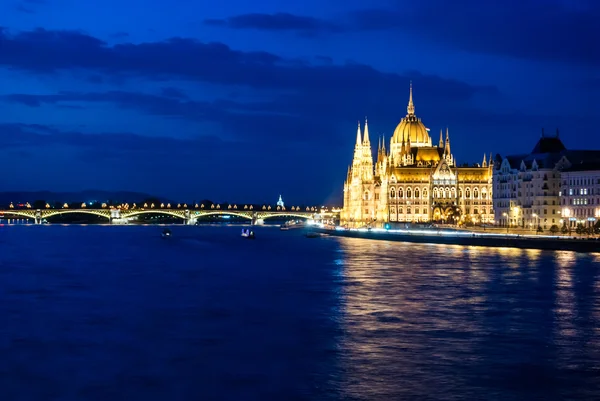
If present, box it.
[102,203,107,208]
[81,203,86,208]
[63,203,68,208]
[45,203,50,208]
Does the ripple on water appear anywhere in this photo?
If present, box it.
[0,225,599,400]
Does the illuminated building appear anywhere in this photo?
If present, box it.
[493,131,600,229]
[559,163,600,229]
[341,84,494,227]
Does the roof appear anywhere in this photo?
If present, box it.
[531,136,566,154]
[496,146,600,171]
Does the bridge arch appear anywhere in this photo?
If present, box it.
[191,211,253,220]
[43,210,111,220]
[259,213,314,220]
[1,210,36,219]
[122,210,186,220]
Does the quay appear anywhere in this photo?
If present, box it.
[313,226,600,253]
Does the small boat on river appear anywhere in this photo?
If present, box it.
[241,228,256,239]
[161,228,172,238]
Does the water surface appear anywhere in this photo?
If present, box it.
[1,225,599,400]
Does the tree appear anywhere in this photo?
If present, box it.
[561,223,569,235]
[594,221,600,235]
[536,225,543,234]
[549,225,559,234]
[575,224,585,235]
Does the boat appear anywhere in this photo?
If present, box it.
[280,225,289,231]
[241,228,256,239]
[161,228,172,238]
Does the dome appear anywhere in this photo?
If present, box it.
[392,115,429,145]
[391,82,431,146]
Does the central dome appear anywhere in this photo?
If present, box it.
[392,114,429,145]
[391,83,431,146]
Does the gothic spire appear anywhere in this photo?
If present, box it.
[482,153,487,167]
[362,117,370,145]
[407,81,415,115]
[438,129,443,148]
[444,127,451,155]
[355,121,362,146]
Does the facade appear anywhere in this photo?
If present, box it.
[560,163,600,229]
[341,84,494,227]
[493,133,600,230]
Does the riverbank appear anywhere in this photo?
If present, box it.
[313,227,600,253]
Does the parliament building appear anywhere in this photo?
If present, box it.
[341,84,494,227]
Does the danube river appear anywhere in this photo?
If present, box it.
[1,225,599,400]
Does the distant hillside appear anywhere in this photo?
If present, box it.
[0,190,168,205]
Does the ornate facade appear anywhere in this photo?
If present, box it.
[493,132,600,230]
[342,84,494,227]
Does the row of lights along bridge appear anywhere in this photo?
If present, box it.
[7,202,328,213]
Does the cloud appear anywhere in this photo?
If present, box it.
[0,27,496,99]
[204,13,342,36]
[0,123,344,202]
[352,0,599,66]
[15,0,46,14]
[203,1,599,66]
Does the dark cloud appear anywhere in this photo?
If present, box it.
[204,1,599,66]
[204,13,342,36]
[0,123,343,202]
[15,0,46,14]
[0,28,495,100]
[352,0,599,66]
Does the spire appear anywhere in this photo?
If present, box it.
[407,81,415,115]
[445,127,451,155]
[438,129,443,148]
[489,152,493,166]
[355,121,362,146]
[378,135,381,152]
[482,153,487,167]
[362,117,370,144]
[382,134,386,151]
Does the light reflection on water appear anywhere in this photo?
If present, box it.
[0,226,599,400]
[335,238,600,400]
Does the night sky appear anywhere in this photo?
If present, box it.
[1,0,598,204]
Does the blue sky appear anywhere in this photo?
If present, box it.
[1,0,598,204]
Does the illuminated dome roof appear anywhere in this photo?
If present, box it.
[391,83,431,146]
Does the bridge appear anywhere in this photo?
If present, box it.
[0,203,337,225]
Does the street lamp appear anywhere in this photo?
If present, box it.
[532,213,539,233]
[502,212,508,233]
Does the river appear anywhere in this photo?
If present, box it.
[1,225,599,400]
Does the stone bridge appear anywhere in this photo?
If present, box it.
[0,207,331,225]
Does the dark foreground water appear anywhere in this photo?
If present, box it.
[1,225,599,401]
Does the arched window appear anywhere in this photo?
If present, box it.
[406,188,412,198]
[482,189,487,199]
[363,191,370,201]
[398,188,404,198]
[433,188,439,198]
[466,188,471,198]
[415,188,420,199]
[459,188,463,198]
[474,188,479,199]
[423,189,428,199]
[390,188,396,198]
[451,187,456,198]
